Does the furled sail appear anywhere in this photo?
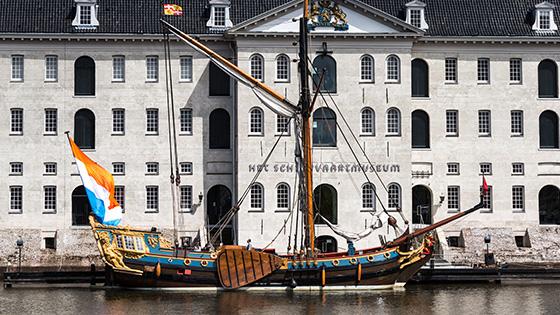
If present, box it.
[319,214,383,242]
[161,20,298,117]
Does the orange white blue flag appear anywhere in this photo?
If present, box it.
[68,137,122,226]
[163,4,183,16]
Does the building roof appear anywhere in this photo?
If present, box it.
[0,0,559,37]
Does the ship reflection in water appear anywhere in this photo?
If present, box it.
[1,283,558,314]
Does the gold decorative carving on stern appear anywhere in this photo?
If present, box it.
[148,236,159,248]
[97,231,134,271]
[159,236,173,249]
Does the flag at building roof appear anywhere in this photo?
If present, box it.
[163,4,183,16]
[68,136,122,226]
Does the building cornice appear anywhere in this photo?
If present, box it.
[0,33,226,42]
[419,36,560,44]
[227,32,422,39]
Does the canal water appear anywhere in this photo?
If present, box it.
[1,283,560,314]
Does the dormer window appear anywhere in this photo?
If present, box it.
[72,0,99,29]
[214,7,226,27]
[206,0,233,30]
[533,2,558,32]
[405,1,428,30]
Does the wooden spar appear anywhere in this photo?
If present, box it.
[160,19,295,111]
[304,0,309,18]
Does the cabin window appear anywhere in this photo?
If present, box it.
[538,59,558,98]
[124,236,135,250]
[250,54,264,82]
[312,55,337,93]
[386,108,401,136]
[249,107,264,135]
[314,184,337,224]
[116,235,124,248]
[276,183,290,210]
[386,55,400,82]
[74,109,95,149]
[250,183,264,210]
[209,62,230,96]
[74,56,95,96]
[411,59,429,97]
[362,183,375,211]
[134,237,145,251]
[276,54,290,82]
[313,108,336,147]
[209,109,231,149]
[539,185,560,225]
[315,235,338,253]
[360,55,374,82]
[412,110,430,148]
[539,110,559,148]
[361,107,375,135]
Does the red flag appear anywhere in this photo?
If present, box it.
[482,176,489,195]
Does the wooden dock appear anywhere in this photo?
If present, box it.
[3,265,106,288]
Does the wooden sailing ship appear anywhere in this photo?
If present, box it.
[81,1,486,290]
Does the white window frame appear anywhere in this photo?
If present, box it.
[180,56,193,82]
[276,115,291,135]
[510,110,523,137]
[447,163,460,175]
[145,162,159,175]
[445,58,457,83]
[10,162,23,176]
[179,185,193,213]
[276,183,290,211]
[43,185,57,214]
[179,108,193,135]
[386,108,401,136]
[112,108,125,135]
[249,107,264,136]
[45,55,58,82]
[115,185,125,212]
[481,185,493,213]
[146,108,159,135]
[385,55,400,83]
[447,186,460,212]
[10,108,23,135]
[387,183,401,210]
[361,183,376,211]
[446,110,459,136]
[72,4,99,28]
[214,6,226,27]
[480,162,492,175]
[44,162,57,176]
[250,183,264,211]
[44,108,58,135]
[9,186,23,214]
[11,55,24,81]
[146,56,159,82]
[360,55,374,82]
[477,58,490,84]
[512,163,525,175]
[478,110,491,137]
[179,162,193,175]
[146,186,159,213]
[250,54,264,82]
[275,54,290,82]
[509,58,522,84]
[112,162,125,176]
[112,55,125,82]
[360,107,375,136]
[512,185,525,212]
[409,8,422,28]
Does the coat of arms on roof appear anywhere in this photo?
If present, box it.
[308,0,349,31]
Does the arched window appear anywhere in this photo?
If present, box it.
[412,109,430,148]
[313,108,336,147]
[361,107,375,135]
[411,59,429,97]
[314,184,337,224]
[74,56,95,96]
[250,54,264,82]
[276,54,290,82]
[312,55,337,93]
[72,185,91,226]
[360,55,374,82]
[250,183,264,210]
[386,55,400,82]
[74,109,95,149]
[209,108,230,149]
[362,183,375,210]
[315,235,338,253]
[540,110,559,148]
[388,183,401,210]
[249,107,264,135]
[539,185,560,225]
[538,59,558,98]
[276,183,290,210]
[386,107,401,136]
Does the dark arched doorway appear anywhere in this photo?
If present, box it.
[209,109,230,149]
[538,59,558,98]
[412,109,430,148]
[539,185,560,225]
[315,235,338,253]
[207,185,234,245]
[74,56,95,96]
[314,184,337,224]
[74,109,95,149]
[411,59,429,97]
[540,110,559,149]
[72,185,91,226]
[412,185,432,225]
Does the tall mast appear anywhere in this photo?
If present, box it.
[300,0,314,255]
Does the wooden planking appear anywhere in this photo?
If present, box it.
[217,246,283,289]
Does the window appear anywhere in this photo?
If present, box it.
[386,108,401,136]
[112,109,125,135]
[478,110,491,136]
[74,56,95,96]
[72,4,99,28]
[314,184,338,224]
[146,162,159,175]
[43,186,56,213]
[112,56,125,82]
[539,185,560,224]
[447,163,460,175]
[362,183,375,211]
[180,162,193,175]
[480,163,492,175]
[44,109,57,135]
[214,7,226,26]
[512,163,524,175]
[387,183,401,210]
[10,162,23,176]
[511,110,523,136]
[146,108,159,135]
[180,56,193,82]
[44,162,57,175]
[249,107,264,135]
[409,9,421,28]
[180,108,193,134]
[115,186,125,212]
[80,5,92,25]
[445,58,457,83]
[447,186,460,212]
[411,59,429,97]
[146,56,159,82]
[481,186,493,212]
[512,186,525,212]
[276,54,290,82]
[538,59,558,98]
[209,63,230,96]
[539,10,551,29]
[510,58,522,83]
[312,55,337,93]
[250,183,264,210]
[10,186,23,214]
[446,110,458,136]
[361,108,375,135]
[411,110,430,148]
[539,110,559,148]
[112,162,125,175]
[276,115,290,135]
[313,107,337,147]
[146,186,159,212]
[74,109,95,149]
[386,55,400,83]
[45,55,58,81]
[209,109,230,149]
[360,55,374,82]
[447,236,461,247]
[477,58,490,83]
[180,185,193,212]
[44,237,56,250]
[250,54,264,82]
[276,183,290,210]
[11,55,23,81]
[10,108,23,135]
